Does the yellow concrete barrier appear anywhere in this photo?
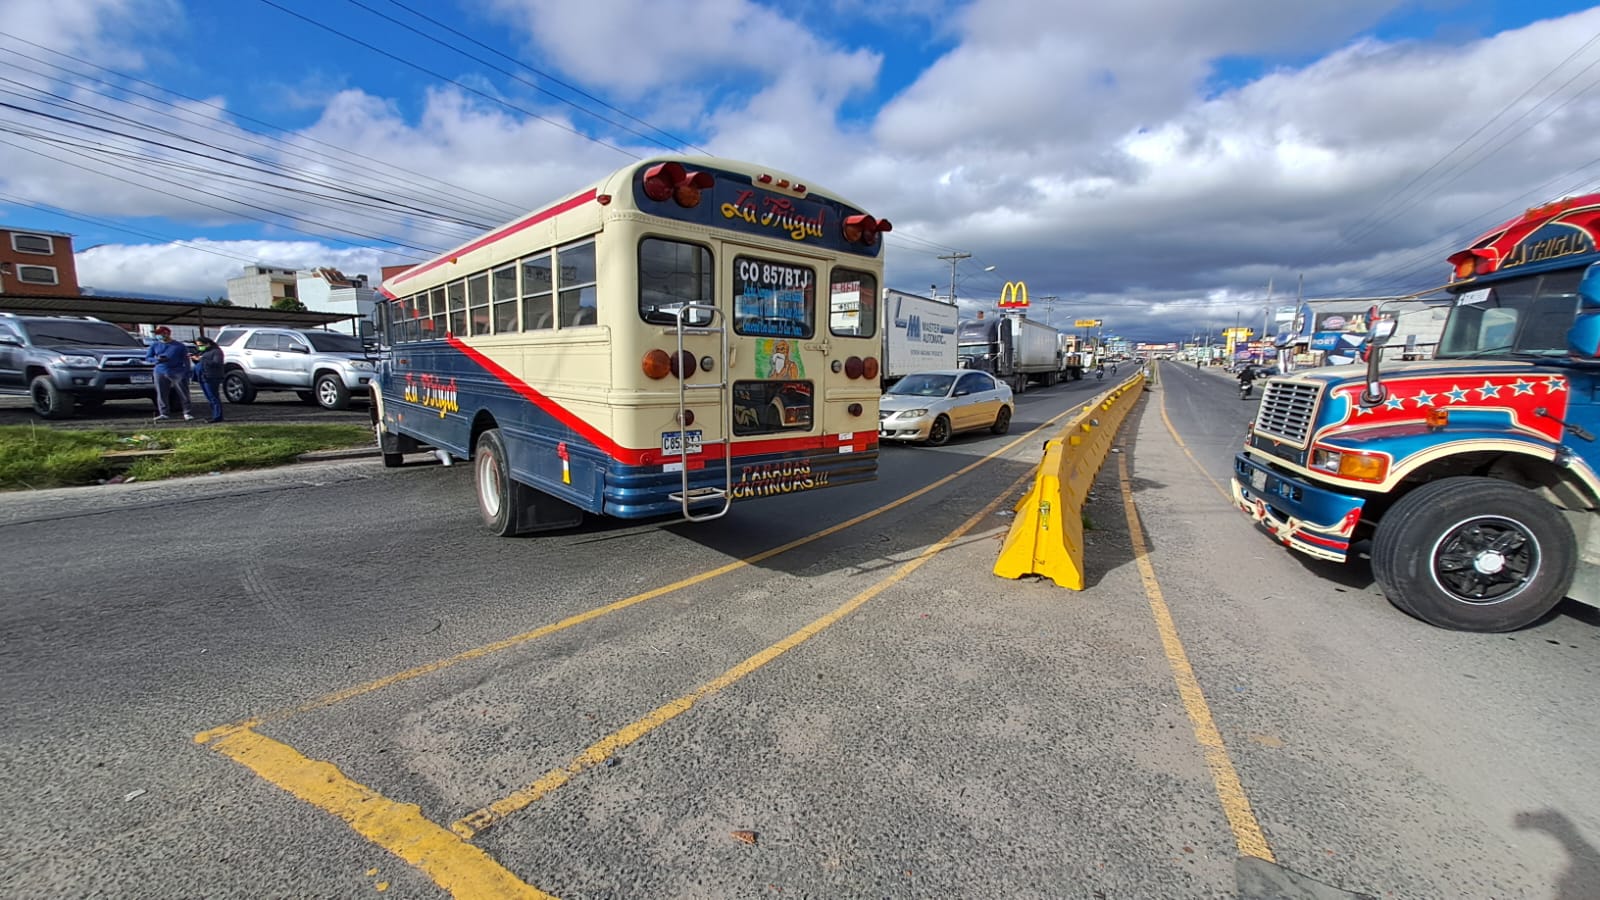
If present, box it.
[994,373,1146,588]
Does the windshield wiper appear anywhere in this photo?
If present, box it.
[1445,345,1515,359]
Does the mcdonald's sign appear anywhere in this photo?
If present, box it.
[998,281,1029,308]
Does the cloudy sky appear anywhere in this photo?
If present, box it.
[2,0,1598,342]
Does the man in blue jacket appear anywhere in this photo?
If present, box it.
[144,326,194,421]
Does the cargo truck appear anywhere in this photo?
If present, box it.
[956,312,1062,393]
[881,289,959,385]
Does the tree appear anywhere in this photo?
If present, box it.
[271,296,307,312]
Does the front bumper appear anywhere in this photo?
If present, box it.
[878,414,932,442]
[1231,452,1366,563]
[54,368,157,396]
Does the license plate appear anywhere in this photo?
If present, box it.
[662,430,703,455]
[130,374,153,384]
[1250,468,1268,492]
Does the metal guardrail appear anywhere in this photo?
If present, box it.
[992,372,1146,588]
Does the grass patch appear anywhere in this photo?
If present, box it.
[0,423,374,490]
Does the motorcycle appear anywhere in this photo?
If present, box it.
[1238,380,1254,400]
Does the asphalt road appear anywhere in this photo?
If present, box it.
[2,364,1596,899]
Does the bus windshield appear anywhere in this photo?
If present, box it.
[1437,270,1581,359]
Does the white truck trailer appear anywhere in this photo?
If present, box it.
[881,289,960,385]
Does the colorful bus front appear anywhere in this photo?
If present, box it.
[374,156,891,533]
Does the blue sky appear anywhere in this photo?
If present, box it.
[4,0,1600,341]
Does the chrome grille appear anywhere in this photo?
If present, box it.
[1253,380,1322,446]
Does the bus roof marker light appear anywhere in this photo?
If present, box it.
[642,162,686,202]
[842,214,892,246]
[675,171,714,209]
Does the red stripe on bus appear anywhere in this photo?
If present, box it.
[445,335,642,463]
[387,189,600,288]
[446,336,877,467]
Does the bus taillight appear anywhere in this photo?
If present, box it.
[643,349,672,379]
[845,356,864,379]
[842,214,892,247]
[643,162,715,208]
[863,357,879,380]
[670,350,697,378]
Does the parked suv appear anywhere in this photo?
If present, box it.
[0,313,155,419]
[213,327,374,410]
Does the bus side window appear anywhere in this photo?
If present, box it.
[447,280,467,336]
[428,287,446,337]
[521,253,553,331]
[468,273,491,336]
[492,264,518,333]
[557,240,597,327]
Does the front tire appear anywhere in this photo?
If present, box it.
[315,373,351,410]
[223,370,256,404]
[29,375,75,419]
[926,415,952,447]
[475,429,519,536]
[990,405,1012,435]
[1372,478,1576,632]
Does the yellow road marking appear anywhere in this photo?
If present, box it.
[1116,452,1274,861]
[1156,370,1232,503]
[231,403,1082,729]
[450,467,1038,840]
[195,724,557,900]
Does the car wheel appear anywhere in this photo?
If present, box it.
[476,429,518,536]
[29,375,75,419]
[926,415,952,447]
[223,371,256,404]
[1372,477,1576,632]
[990,405,1012,435]
[296,390,318,404]
[315,374,351,410]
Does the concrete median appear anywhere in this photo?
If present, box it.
[993,372,1146,588]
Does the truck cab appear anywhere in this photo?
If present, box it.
[1232,258,1600,632]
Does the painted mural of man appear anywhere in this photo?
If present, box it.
[768,339,800,379]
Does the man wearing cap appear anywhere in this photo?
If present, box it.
[143,326,194,421]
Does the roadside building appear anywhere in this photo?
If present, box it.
[224,265,299,309]
[0,227,81,297]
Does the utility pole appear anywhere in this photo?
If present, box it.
[1037,295,1058,326]
[937,251,971,303]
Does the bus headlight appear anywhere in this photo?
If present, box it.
[1311,448,1388,482]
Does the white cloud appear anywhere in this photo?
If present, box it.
[76,239,388,299]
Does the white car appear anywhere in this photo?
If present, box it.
[878,369,1014,445]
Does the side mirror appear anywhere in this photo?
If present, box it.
[1568,262,1600,359]
[1368,318,1397,345]
[0,334,21,347]
[289,344,311,354]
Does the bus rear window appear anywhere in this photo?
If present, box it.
[829,268,876,338]
[639,237,713,325]
[733,380,813,436]
[733,257,814,339]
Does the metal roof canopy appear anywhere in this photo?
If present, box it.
[0,292,354,329]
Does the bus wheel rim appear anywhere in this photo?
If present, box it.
[477,449,502,517]
[1429,515,1536,605]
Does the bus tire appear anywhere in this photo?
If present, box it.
[475,429,519,536]
[1372,477,1576,632]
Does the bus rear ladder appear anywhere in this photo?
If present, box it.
[668,303,732,521]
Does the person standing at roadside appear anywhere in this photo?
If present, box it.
[191,335,226,423]
[144,326,194,421]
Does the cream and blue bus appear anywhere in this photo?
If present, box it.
[374,156,892,535]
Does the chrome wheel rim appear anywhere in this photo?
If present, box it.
[476,447,503,518]
[1429,515,1537,605]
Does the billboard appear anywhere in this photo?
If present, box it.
[1073,318,1102,328]
[998,281,1030,309]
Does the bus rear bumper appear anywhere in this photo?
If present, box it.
[604,446,879,519]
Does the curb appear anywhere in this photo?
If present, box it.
[295,447,382,463]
